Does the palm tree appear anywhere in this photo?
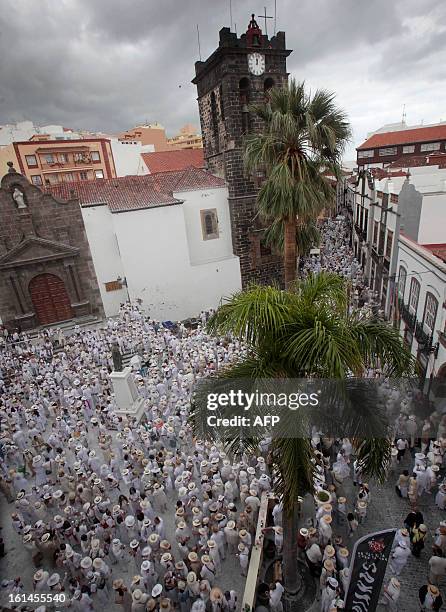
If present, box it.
[190,273,414,608]
[243,80,351,287]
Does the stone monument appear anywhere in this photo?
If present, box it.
[109,341,145,423]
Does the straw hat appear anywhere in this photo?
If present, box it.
[201,555,212,564]
[47,573,60,587]
[299,528,309,537]
[132,589,143,602]
[80,556,92,569]
[210,587,224,603]
[428,585,440,596]
[207,540,216,548]
[322,515,333,524]
[33,570,48,582]
[187,572,197,584]
[188,552,198,563]
[148,533,159,545]
[147,599,157,611]
[160,540,171,551]
[338,497,346,504]
[339,547,349,558]
[41,533,51,543]
[130,539,139,549]
[237,543,245,552]
[324,559,335,571]
[113,579,124,590]
[226,520,236,530]
[325,545,335,558]
[161,552,172,563]
[419,524,427,532]
[131,575,142,585]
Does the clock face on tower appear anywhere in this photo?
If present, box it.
[247,52,265,76]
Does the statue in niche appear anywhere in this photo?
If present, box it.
[12,187,27,209]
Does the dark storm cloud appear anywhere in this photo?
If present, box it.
[0,0,445,156]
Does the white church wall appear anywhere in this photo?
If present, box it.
[81,205,128,317]
[112,202,241,321]
[179,187,235,265]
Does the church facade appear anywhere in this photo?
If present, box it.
[193,16,292,287]
[0,164,103,329]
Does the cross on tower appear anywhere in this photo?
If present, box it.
[258,6,273,36]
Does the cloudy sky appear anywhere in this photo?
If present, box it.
[1,0,445,158]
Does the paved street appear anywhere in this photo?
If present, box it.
[303,451,446,611]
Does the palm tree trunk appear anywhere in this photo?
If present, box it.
[283,499,300,611]
[284,216,297,289]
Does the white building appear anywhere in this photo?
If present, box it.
[49,168,242,320]
[396,234,446,382]
[351,164,446,316]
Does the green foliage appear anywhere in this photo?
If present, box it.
[243,79,351,255]
[189,272,415,510]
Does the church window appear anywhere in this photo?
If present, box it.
[239,78,251,134]
[219,85,225,121]
[210,91,219,151]
[264,77,275,95]
[201,208,219,240]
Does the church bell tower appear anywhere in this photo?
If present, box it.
[192,15,292,288]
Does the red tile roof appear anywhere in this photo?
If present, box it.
[45,167,225,213]
[387,153,446,170]
[357,125,446,150]
[141,148,204,173]
[422,243,446,263]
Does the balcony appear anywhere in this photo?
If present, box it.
[415,321,433,349]
[400,300,416,330]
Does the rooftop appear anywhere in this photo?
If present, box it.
[357,124,446,150]
[45,166,225,213]
[423,243,446,264]
[141,148,205,174]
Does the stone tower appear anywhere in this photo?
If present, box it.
[192,15,292,287]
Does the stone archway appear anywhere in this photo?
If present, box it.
[29,273,73,325]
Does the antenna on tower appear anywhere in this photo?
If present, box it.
[274,0,277,35]
[234,22,237,35]
[229,0,233,30]
[196,24,202,61]
[401,104,406,126]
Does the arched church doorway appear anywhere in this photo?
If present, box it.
[29,273,73,325]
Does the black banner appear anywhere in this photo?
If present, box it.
[344,528,396,612]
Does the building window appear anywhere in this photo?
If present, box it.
[420,142,440,152]
[219,85,225,121]
[64,173,75,182]
[390,193,399,204]
[91,151,101,161]
[239,77,251,135]
[423,292,438,332]
[31,175,42,186]
[402,145,415,153]
[105,280,123,292]
[210,91,219,150]
[378,147,397,156]
[376,191,383,199]
[358,150,374,159]
[59,154,68,163]
[25,155,38,167]
[44,154,55,164]
[79,171,88,180]
[373,221,379,247]
[385,230,393,259]
[398,266,407,297]
[94,170,104,179]
[201,209,219,240]
[408,278,420,313]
